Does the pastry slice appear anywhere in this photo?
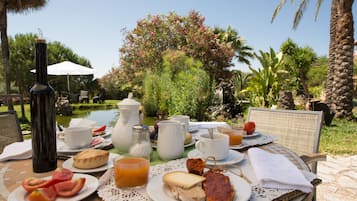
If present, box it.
[73,149,109,169]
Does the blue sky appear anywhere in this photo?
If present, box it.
[8,0,357,78]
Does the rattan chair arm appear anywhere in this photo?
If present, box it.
[300,153,327,164]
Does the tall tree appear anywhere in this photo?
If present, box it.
[334,0,354,118]
[0,0,48,110]
[326,0,338,111]
[119,11,234,94]
[271,0,355,119]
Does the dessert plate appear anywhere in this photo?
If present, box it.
[146,169,251,201]
[187,149,245,166]
[57,138,112,154]
[152,140,195,149]
[62,153,119,173]
[242,131,261,138]
[8,173,99,201]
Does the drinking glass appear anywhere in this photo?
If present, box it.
[114,156,150,188]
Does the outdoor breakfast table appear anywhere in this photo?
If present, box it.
[0,126,320,201]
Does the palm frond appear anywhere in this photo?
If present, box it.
[8,0,48,13]
[314,0,324,21]
[293,0,309,29]
[271,0,287,23]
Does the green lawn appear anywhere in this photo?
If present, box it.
[1,102,356,155]
[320,118,357,155]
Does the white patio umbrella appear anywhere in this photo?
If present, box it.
[31,61,96,92]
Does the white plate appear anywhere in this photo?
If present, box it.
[230,142,248,150]
[187,149,245,166]
[8,173,99,201]
[93,130,111,138]
[57,138,112,154]
[152,140,195,149]
[62,153,119,173]
[188,125,200,133]
[146,169,251,201]
[242,131,261,138]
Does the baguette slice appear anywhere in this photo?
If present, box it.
[163,171,206,189]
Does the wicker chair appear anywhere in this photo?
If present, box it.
[78,90,89,103]
[247,107,326,173]
[0,110,23,153]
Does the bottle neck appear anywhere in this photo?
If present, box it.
[35,40,48,84]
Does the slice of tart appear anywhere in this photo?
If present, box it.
[73,149,109,169]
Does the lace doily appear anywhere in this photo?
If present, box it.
[97,157,317,201]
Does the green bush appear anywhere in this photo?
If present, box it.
[142,51,213,120]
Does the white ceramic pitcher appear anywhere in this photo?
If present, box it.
[112,95,141,152]
[157,120,184,160]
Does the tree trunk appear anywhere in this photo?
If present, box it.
[0,2,13,110]
[278,90,295,110]
[326,0,338,112]
[334,0,354,119]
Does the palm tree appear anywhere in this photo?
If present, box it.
[325,0,338,112]
[213,26,254,65]
[271,0,355,119]
[0,0,48,110]
[333,0,354,118]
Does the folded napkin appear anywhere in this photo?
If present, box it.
[0,140,32,162]
[248,148,313,193]
[190,121,228,129]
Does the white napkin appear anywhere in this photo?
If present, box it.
[190,121,228,129]
[248,147,313,193]
[0,140,32,162]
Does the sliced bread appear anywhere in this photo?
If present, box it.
[163,171,206,189]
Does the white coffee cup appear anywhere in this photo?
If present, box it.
[195,133,229,160]
[63,127,92,148]
[169,115,190,133]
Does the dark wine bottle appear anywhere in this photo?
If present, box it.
[30,39,57,173]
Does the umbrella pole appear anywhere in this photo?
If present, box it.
[67,74,70,93]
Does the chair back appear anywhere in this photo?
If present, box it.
[0,111,23,153]
[80,90,88,97]
[247,107,323,157]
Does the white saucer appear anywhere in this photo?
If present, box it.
[152,140,195,149]
[57,138,112,154]
[243,131,261,138]
[187,149,245,165]
[62,153,119,173]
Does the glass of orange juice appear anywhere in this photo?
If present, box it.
[114,156,150,188]
[227,128,243,146]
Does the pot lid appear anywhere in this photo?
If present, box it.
[118,98,141,106]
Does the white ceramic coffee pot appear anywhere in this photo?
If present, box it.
[112,94,141,152]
